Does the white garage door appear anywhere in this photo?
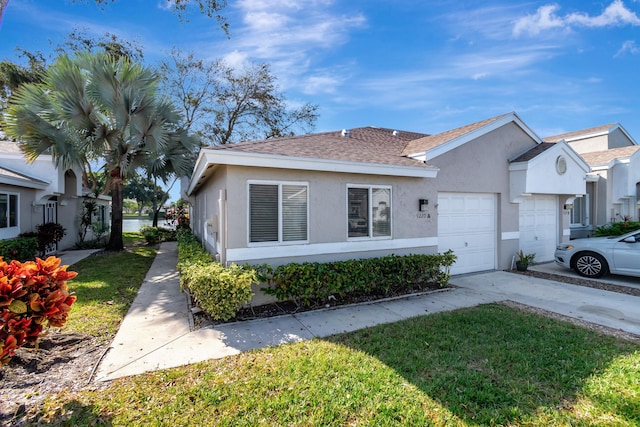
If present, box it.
[519,195,557,262]
[438,193,496,275]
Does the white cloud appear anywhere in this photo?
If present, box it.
[302,74,343,95]
[513,4,567,36]
[210,0,366,93]
[513,1,640,37]
[566,0,640,27]
[615,39,640,56]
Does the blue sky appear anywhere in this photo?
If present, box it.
[2,1,640,174]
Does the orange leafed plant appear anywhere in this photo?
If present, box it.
[0,256,77,367]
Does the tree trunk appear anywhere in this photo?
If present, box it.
[107,167,124,251]
[152,176,159,227]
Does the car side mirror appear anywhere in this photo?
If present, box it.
[622,236,638,243]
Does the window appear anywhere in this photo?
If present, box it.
[249,182,308,244]
[347,185,391,238]
[570,195,589,226]
[0,193,18,229]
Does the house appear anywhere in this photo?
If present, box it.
[185,112,590,276]
[0,140,111,252]
[544,124,640,238]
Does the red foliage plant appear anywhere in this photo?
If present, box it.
[0,256,77,367]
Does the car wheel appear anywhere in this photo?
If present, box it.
[573,252,608,278]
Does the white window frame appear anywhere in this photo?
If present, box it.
[247,180,309,246]
[0,191,20,240]
[346,184,392,240]
[570,194,590,227]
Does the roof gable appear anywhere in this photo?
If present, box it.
[543,123,637,146]
[401,112,541,159]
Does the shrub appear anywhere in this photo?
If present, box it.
[22,223,67,255]
[176,229,254,321]
[181,262,256,321]
[36,222,66,253]
[0,236,38,262]
[259,251,457,307]
[0,256,77,366]
[140,226,177,245]
[593,221,640,237]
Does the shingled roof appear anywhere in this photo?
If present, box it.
[207,127,432,168]
[580,145,640,166]
[543,124,617,143]
[510,142,557,163]
[401,113,513,156]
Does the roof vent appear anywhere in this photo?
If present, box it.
[392,130,399,136]
[341,129,350,137]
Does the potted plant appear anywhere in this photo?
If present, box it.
[515,250,535,271]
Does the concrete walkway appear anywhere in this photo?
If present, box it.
[57,248,102,267]
[95,242,640,382]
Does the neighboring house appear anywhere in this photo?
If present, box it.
[544,124,640,238]
[0,141,111,252]
[185,112,589,276]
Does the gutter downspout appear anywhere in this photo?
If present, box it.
[218,189,227,266]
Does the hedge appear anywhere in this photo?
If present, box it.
[176,230,254,321]
[258,251,457,307]
[176,229,457,318]
[0,236,38,262]
[593,221,640,237]
[140,226,177,245]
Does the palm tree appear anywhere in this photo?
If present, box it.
[2,52,198,251]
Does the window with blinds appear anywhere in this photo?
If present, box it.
[249,182,308,244]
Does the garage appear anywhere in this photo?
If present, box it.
[438,192,497,275]
[519,195,558,262]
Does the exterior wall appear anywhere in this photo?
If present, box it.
[593,175,608,226]
[568,134,609,154]
[609,128,634,149]
[427,122,536,271]
[193,165,437,266]
[192,167,228,258]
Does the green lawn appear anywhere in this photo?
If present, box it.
[40,304,639,426]
[63,232,157,342]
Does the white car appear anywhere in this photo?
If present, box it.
[555,229,640,278]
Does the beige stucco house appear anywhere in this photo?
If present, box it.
[544,124,640,238]
[185,112,590,276]
[0,140,110,252]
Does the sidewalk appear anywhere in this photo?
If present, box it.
[95,242,640,381]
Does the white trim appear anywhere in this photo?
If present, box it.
[501,231,519,240]
[188,149,438,195]
[509,141,590,173]
[227,237,439,262]
[557,123,638,146]
[247,180,309,246]
[413,112,542,160]
[0,191,20,239]
[346,184,392,240]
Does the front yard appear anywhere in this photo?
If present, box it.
[3,233,639,425]
[40,304,640,426]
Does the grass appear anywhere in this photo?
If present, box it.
[63,232,157,342]
[40,304,639,426]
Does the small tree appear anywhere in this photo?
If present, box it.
[160,50,319,145]
[3,52,199,251]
